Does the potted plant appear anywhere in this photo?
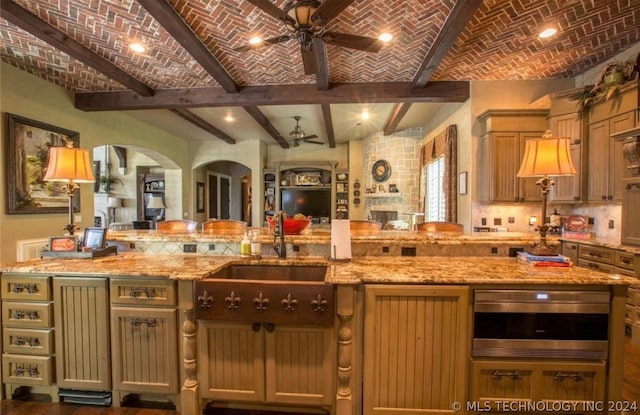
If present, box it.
[99,175,121,193]
[570,59,639,109]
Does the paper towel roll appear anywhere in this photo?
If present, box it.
[331,219,352,260]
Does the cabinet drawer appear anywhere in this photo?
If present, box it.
[538,363,605,402]
[471,360,535,402]
[2,301,53,328]
[615,251,636,271]
[110,278,175,306]
[3,328,54,355]
[1,275,51,301]
[2,354,54,386]
[578,246,615,264]
[577,259,616,273]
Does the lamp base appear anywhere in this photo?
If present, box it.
[525,243,558,256]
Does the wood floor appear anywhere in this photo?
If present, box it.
[2,336,639,415]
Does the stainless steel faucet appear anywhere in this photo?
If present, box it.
[272,212,286,258]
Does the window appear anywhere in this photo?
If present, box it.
[426,156,445,221]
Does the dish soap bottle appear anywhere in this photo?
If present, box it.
[240,232,251,258]
[251,230,261,259]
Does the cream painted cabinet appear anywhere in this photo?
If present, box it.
[587,111,635,202]
[549,112,586,202]
[198,320,335,407]
[109,278,179,405]
[53,277,110,391]
[363,285,470,415]
[622,178,640,246]
[470,359,606,409]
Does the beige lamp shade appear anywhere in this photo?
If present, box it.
[43,145,95,183]
[107,197,122,208]
[517,134,576,177]
[147,196,165,209]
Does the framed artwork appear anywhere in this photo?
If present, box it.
[6,113,81,214]
[49,236,77,252]
[196,181,205,213]
[459,171,468,194]
[82,227,107,249]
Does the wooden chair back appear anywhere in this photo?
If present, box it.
[156,220,198,232]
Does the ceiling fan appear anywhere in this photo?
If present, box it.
[289,116,323,146]
[237,0,385,74]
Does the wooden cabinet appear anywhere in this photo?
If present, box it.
[622,178,640,245]
[470,359,606,408]
[198,320,335,407]
[335,170,349,219]
[363,285,469,415]
[109,278,178,405]
[577,244,616,273]
[263,170,276,225]
[548,112,586,202]
[587,112,635,202]
[478,110,549,203]
[53,277,110,391]
[1,275,56,399]
[561,240,579,264]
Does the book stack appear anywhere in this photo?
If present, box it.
[516,251,573,267]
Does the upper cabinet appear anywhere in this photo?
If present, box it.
[478,110,549,203]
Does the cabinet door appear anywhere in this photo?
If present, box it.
[265,324,335,406]
[110,307,178,394]
[609,112,635,200]
[491,132,521,202]
[364,285,470,415]
[198,320,265,402]
[537,362,605,402]
[53,277,110,390]
[519,132,544,202]
[622,178,640,246]
[550,114,583,202]
[587,120,610,201]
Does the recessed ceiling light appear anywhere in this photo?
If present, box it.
[538,27,557,39]
[224,114,235,122]
[378,32,393,43]
[249,37,263,45]
[129,42,146,53]
[361,110,370,120]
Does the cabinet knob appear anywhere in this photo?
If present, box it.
[265,322,276,333]
[608,195,613,200]
[601,195,607,200]
[251,322,261,332]
[573,196,580,201]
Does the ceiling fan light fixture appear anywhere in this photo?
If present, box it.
[283,0,323,50]
[248,36,263,45]
[129,42,146,53]
[538,27,558,38]
[378,32,393,43]
[289,115,306,144]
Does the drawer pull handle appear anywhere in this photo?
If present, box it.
[12,310,39,320]
[198,290,213,309]
[130,287,156,298]
[491,370,522,381]
[553,371,585,382]
[253,293,270,311]
[281,293,298,312]
[13,336,40,347]
[13,366,39,378]
[11,283,38,294]
[311,294,328,314]
[130,317,157,327]
[622,258,631,264]
[225,291,242,310]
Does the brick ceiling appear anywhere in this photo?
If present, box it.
[1,0,639,147]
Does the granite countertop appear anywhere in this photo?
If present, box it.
[1,253,637,286]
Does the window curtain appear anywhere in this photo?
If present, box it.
[421,124,457,222]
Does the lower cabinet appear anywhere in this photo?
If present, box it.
[53,277,111,391]
[363,285,470,415]
[198,320,335,407]
[109,278,179,403]
[470,359,606,409]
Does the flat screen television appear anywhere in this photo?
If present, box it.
[281,188,331,222]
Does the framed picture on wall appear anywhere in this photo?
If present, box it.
[6,113,81,214]
[459,171,468,194]
[197,182,205,213]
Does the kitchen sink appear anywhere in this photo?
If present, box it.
[194,264,334,326]
[208,264,327,281]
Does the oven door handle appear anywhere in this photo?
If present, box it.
[474,302,609,314]
[491,370,522,381]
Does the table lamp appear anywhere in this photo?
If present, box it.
[107,196,122,224]
[517,130,576,255]
[147,195,165,223]
[43,141,95,235]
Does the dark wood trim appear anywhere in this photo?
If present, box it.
[0,0,153,97]
[243,106,290,148]
[321,104,336,148]
[74,81,470,111]
[383,103,412,136]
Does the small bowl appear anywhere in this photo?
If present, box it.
[267,216,311,235]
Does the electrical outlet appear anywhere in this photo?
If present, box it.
[382,246,389,253]
[508,217,515,224]
[481,217,487,226]
[401,247,416,257]
[491,247,498,254]
[183,244,197,253]
[608,220,614,229]
[208,244,215,251]
[494,218,502,226]
[588,217,595,225]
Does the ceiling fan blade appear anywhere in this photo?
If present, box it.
[234,35,291,52]
[323,31,384,52]
[305,140,324,145]
[301,134,319,141]
[311,0,354,23]
[245,0,292,23]
[301,47,317,75]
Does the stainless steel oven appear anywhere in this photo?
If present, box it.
[473,289,610,359]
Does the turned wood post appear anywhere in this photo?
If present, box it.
[336,285,355,415]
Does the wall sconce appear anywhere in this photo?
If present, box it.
[43,141,95,235]
[517,131,576,255]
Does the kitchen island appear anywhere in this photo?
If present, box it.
[1,249,638,415]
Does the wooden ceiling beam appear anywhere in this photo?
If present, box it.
[384,0,484,135]
[321,104,336,148]
[243,107,290,148]
[0,0,153,97]
[169,109,236,144]
[74,81,469,111]
[137,0,238,93]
